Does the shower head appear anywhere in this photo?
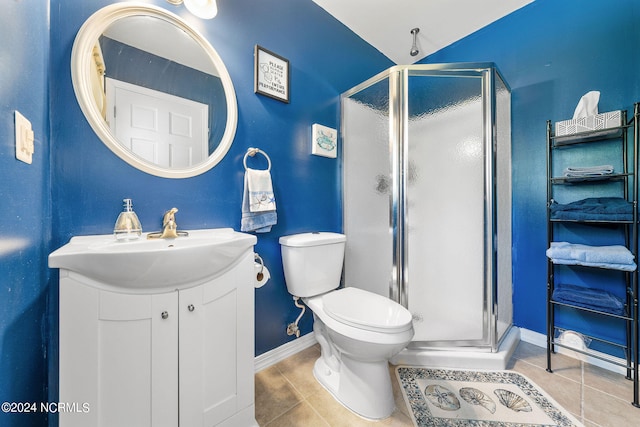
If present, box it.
[410,28,420,57]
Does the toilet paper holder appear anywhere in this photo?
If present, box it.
[253,253,270,288]
[254,253,265,281]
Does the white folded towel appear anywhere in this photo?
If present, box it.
[563,165,613,177]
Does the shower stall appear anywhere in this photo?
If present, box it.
[341,63,517,368]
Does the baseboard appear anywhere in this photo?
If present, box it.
[255,328,628,376]
[519,328,627,376]
[254,332,317,373]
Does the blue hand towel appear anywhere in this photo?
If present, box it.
[241,168,277,233]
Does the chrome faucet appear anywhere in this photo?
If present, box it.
[147,207,189,239]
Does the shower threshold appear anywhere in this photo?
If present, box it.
[391,326,520,370]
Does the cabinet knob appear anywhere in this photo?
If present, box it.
[161,311,169,320]
[188,304,195,312]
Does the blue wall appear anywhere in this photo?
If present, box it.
[422,0,640,349]
[0,2,50,426]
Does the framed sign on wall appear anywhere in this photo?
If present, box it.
[254,45,290,103]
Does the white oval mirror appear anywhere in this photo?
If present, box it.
[71,3,237,178]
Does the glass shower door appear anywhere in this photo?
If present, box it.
[405,71,488,346]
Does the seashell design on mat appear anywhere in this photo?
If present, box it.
[424,384,461,411]
[493,389,533,412]
[459,387,497,414]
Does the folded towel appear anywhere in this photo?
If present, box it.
[549,257,637,271]
[547,242,635,264]
[563,164,613,177]
[547,242,637,271]
[553,284,625,316]
[241,168,277,233]
[565,165,614,173]
[550,197,633,221]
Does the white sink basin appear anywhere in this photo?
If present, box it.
[49,228,257,291]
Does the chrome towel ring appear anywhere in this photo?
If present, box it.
[243,147,271,171]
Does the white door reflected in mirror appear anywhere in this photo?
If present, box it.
[106,78,208,168]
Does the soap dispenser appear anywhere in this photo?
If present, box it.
[114,198,142,240]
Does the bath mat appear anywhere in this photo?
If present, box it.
[396,367,583,426]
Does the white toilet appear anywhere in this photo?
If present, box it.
[279,232,414,420]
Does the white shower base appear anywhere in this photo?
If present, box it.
[391,326,520,370]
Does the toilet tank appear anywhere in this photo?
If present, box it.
[279,232,346,297]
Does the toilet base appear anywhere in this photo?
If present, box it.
[312,354,395,420]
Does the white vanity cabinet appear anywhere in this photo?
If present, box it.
[57,250,257,427]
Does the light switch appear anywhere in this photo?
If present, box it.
[15,110,34,164]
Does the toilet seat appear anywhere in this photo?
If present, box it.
[322,287,413,333]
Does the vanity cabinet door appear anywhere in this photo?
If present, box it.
[59,277,179,427]
[178,251,254,426]
[59,249,255,427]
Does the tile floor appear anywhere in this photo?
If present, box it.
[255,341,640,426]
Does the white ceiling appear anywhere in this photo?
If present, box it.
[104,16,218,75]
[311,0,534,64]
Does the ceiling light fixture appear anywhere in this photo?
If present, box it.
[166,0,218,19]
[410,28,420,57]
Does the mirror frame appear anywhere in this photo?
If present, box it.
[71,2,238,179]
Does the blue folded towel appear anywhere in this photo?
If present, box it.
[547,242,637,271]
[553,284,625,316]
[550,197,633,221]
[241,168,277,233]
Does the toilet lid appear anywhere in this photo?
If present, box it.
[322,287,413,333]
